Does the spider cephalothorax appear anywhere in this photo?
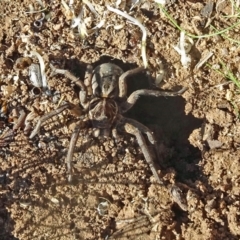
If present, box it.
[29,62,188,210]
[88,63,122,129]
[91,63,123,98]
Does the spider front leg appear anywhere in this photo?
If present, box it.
[121,87,187,113]
[66,120,91,182]
[29,102,72,139]
[119,67,145,98]
[84,65,93,97]
[118,117,164,185]
[50,64,89,109]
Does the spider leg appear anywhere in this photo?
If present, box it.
[29,103,71,139]
[170,185,188,211]
[118,117,164,185]
[50,64,88,109]
[119,67,145,98]
[121,118,157,145]
[84,65,93,97]
[120,87,187,113]
[66,120,91,182]
[118,117,188,211]
[123,117,163,166]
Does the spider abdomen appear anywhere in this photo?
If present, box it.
[89,98,118,128]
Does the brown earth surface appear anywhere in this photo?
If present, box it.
[1,0,240,239]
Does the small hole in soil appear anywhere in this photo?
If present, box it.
[69,221,75,229]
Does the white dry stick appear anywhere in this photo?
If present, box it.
[237,0,240,8]
[173,31,192,68]
[71,1,101,39]
[70,10,86,38]
[116,0,122,7]
[71,10,82,29]
[106,5,148,68]
[195,51,213,69]
[130,0,141,10]
[230,0,239,15]
[30,51,47,89]
[74,8,89,38]
[83,0,98,17]
[154,0,166,5]
[90,19,105,32]
[62,0,72,14]
[29,64,42,88]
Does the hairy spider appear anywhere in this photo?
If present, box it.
[29,63,188,210]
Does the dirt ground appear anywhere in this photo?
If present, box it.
[1,0,240,239]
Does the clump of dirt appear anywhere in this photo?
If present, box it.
[1,0,240,239]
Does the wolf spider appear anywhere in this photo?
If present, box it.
[29,63,188,210]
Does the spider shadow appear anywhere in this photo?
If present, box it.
[126,95,202,182]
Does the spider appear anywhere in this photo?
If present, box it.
[29,63,188,210]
